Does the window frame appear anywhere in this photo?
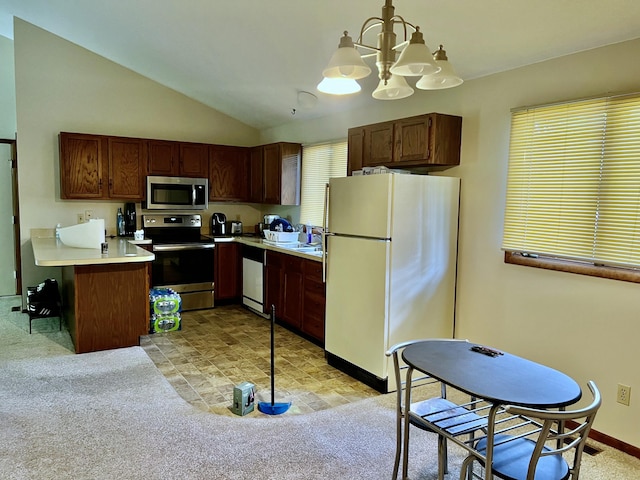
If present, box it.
[502,92,640,283]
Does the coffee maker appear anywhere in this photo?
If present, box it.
[124,202,136,236]
[211,212,227,235]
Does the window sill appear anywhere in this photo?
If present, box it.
[504,252,640,284]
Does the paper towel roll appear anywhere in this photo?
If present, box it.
[58,219,106,249]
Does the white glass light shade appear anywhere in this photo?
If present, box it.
[389,30,439,76]
[372,74,414,100]
[322,32,371,80]
[317,77,361,95]
[415,60,463,90]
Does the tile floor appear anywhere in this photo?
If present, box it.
[141,304,379,416]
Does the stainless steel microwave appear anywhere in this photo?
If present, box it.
[144,176,209,210]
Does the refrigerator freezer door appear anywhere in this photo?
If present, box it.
[325,235,391,379]
[328,175,393,238]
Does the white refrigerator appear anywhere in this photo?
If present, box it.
[324,174,460,392]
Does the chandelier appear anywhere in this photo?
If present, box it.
[317,0,462,100]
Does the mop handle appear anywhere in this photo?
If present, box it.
[270,305,276,406]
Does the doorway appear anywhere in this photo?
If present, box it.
[0,139,20,295]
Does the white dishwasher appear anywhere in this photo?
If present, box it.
[242,244,267,317]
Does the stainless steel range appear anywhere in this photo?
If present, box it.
[143,214,215,311]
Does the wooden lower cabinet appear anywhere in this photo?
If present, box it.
[264,251,325,343]
[302,260,325,343]
[281,255,303,330]
[214,242,242,301]
[61,262,150,354]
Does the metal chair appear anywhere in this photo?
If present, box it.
[386,339,486,480]
[458,381,601,480]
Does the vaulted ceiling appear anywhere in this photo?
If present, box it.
[1,0,639,130]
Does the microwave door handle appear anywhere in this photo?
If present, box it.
[192,186,196,206]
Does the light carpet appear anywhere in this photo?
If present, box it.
[1,295,638,479]
[0,346,449,479]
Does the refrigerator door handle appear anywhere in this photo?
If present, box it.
[322,182,331,283]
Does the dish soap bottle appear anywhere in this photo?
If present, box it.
[117,208,125,236]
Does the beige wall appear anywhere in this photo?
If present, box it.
[265,39,640,447]
[13,19,261,290]
[0,34,16,137]
[12,16,640,447]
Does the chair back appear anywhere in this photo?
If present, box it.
[505,381,601,480]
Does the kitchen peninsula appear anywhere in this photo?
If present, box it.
[32,234,154,354]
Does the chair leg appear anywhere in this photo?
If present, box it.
[392,416,401,479]
[401,423,410,479]
[438,436,449,476]
[458,455,476,480]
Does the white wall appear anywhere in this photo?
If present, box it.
[264,39,640,448]
[13,19,261,291]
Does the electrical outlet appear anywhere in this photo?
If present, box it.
[617,384,631,406]
[85,210,93,220]
[77,213,85,224]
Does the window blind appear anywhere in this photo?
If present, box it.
[300,141,347,227]
[502,93,640,269]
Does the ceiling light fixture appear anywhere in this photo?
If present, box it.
[317,0,462,99]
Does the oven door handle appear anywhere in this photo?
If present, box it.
[153,244,216,252]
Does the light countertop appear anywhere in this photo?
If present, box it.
[32,236,154,267]
[223,235,323,262]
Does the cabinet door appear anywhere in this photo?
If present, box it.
[214,242,241,300]
[179,143,209,178]
[148,140,178,176]
[249,146,264,203]
[394,116,431,163]
[302,260,325,343]
[209,146,250,202]
[280,143,301,206]
[347,127,364,175]
[281,255,303,329]
[363,122,394,166]
[262,143,282,204]
[430,113,463,166]
[59,133,106,199]
[108,137,146,199]
[264,251,282,317]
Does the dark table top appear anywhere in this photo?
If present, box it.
[402,339,582,408]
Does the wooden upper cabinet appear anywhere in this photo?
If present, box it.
[60,133,106,199]
[179,143,209,178]
[250,142,301,205]
[249,146,263,203]
[60,133,145,200]
[393,116,431,163]
[262,143,282,204]
[108,137,146,199]
[147,141,208,178]
[347,128,364,176]
[347,113,462,173]
[209,145,250,202]
[60,133,301,204]
[363,121,394,166]
[147,140,178,176]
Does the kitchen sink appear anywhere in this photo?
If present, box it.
[277,243,323,256]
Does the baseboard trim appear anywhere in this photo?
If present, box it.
[566,420,640,459]
[325,352,388,393]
